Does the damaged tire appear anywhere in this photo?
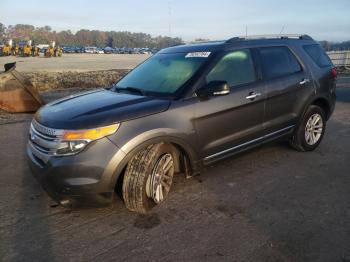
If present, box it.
[290,105,326,151]
[122,143,176,213]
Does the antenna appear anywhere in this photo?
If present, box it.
[245,25,248,37]
[279,25,285,35]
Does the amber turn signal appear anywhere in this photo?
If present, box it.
[62,124,120,141]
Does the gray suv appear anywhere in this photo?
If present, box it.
[27,34,337,213]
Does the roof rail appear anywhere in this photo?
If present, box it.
[226,34,313,43]
[188,40,226,44]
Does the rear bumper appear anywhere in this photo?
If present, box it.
[26,137,125,207]
[329,92,336,119]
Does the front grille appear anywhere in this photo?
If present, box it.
[29,120,64,157]
[31,119,64,137]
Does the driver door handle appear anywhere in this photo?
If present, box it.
[246,92,261,100]
[299,78,310,85]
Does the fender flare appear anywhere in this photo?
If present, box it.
[298,94,332,125]
[104,134,200,192]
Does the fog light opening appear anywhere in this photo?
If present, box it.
[60,199,71,207]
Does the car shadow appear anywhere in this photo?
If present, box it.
[336,87,350,103]
[16,124,56,261]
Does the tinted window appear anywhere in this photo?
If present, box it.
[206,49,256,87]
[116,53,208,94]
[303,44,332,68]
[259,46,301,80]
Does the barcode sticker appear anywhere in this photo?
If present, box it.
[185,52,211,58]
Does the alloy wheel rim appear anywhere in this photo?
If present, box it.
[146,153,174,204]
[305,113,323,145]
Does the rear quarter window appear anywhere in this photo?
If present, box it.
[258,46,302,80]
[303,44,332,68]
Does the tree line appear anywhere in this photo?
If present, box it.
[319,41,350,51]
[0,23,183,48]
[1,23,350,51]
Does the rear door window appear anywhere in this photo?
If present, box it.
[258,46,302,80]
[206,49,256,87]
[303,44,332,68]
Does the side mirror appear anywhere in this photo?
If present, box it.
[196,81,230,98]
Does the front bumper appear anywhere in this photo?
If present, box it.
[27,137,125,207]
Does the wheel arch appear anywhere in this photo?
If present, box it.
[310,97,331,120]
[107,135,200,194]
[300,95,331,122]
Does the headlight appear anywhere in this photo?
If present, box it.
[56,140,89,155]
[56,123,120,156]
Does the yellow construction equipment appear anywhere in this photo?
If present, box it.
[12,44,20,56]
[56,47,62,57]
[45,41,56,57]
[45,47,54,57]
[23,40,32,57]
[2,39,13,56]
[2,45,11,56]
[2,39,59,58]
[32,46,40,56]
[0,62,43,112]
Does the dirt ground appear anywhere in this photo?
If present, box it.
[0,53,149,72]
[0,77,349,261]
[22,70,129,91]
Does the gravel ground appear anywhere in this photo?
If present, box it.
[0,53,149,72]
[0,78,349,261]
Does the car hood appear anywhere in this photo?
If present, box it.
[35,89,171,129]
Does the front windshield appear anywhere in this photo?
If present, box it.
[116,52,209,95]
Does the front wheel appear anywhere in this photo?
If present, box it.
[122,143,176,213]
[290,105,326,151]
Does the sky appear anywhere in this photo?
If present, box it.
[0,0,349,42]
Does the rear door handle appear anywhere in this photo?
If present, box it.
[246,92,261,100]
[299,78,310,85]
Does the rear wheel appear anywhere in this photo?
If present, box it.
[290,105,326,151]
[122,143,176,213]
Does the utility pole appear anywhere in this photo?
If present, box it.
[168,1,172,37]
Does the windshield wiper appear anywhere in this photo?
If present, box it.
[114,86,146,96]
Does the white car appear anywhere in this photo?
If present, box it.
[85,47,97,53]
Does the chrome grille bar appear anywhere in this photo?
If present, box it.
[31,119,64,137]
[29,120,64,159]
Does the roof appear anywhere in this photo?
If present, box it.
[159,41,227,54]
[159,34,315,54]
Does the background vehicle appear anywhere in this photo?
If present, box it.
[103,46,115,54]
[61,46,74,53]
[27,34,336,213]
[96,48,104,54]
[84,46,98,53]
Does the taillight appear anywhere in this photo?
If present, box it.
[331,67,337,78]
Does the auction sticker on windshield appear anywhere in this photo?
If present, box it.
[185,52,211,58]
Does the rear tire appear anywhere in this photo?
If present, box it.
[289,105,326,151]
[122,143,176,213]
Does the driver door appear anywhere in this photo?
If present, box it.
[194,49,265,163]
